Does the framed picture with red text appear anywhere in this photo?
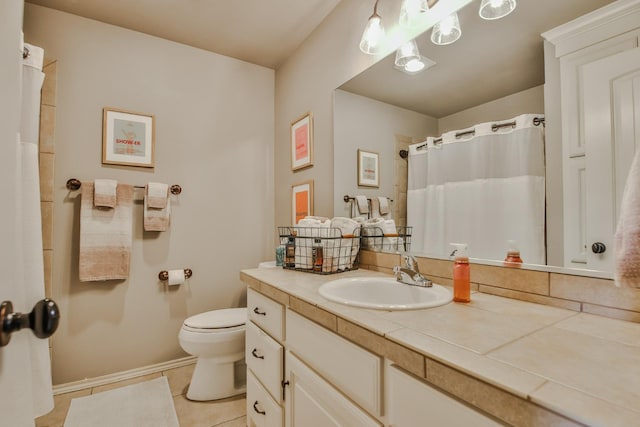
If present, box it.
[291,180,314,225]
[290,112,313,171]
[102,108,155,168]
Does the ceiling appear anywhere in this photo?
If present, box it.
[339,0,616,118]
[25,0,343,69]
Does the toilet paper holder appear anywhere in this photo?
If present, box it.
[159,268,193,281]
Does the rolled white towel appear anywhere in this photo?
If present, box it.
[331,217,361,270]
[294,218,330,269]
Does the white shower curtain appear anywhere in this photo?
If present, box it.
[407,114,546,264]
[19,42,54,418]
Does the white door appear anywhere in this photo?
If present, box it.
[584,47,640,272]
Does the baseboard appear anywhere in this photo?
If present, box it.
[53,356,197,395]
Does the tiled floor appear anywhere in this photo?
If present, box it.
[35,363,247,427]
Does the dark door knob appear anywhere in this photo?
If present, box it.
[0,298,60,347]
[591,242,607,254]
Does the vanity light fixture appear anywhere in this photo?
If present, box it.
[431,11,461,45]
[359,0,385,54]
[479,0,516,20]
[399,0,429,28]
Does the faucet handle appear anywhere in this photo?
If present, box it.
[403,254,419,272]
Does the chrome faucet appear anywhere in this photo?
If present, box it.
[393,254,432,287]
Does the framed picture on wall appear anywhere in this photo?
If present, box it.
[102,108,155,168]
[291,180,314,224]
[357,149,379,187]
[291,112,313,171]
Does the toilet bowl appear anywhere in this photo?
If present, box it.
[178,307,246,401]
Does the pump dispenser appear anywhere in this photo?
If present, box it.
[504,240,523,267]
[451,243,470,303]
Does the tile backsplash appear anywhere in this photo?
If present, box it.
[359,250,640,323]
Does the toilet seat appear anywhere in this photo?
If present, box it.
[183,308,246,331]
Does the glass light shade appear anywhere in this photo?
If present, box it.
[479,0,516,20]
[359,14,385,54]
[395,40,420,67]
[431,12,461,46]
[399,0,429,28]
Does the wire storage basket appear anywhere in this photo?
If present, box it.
[361,225,412,252]
[278,226,361,274]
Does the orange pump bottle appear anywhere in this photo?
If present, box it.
[451,243,470,303]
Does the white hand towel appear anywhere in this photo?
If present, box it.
[93,179,118,208]
[146,182,169,209]
[355,195,369,214]
[378,197,390,215]
[144,196,171,232]
[615,148,640,288]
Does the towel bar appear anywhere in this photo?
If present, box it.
[66,178,182,195]
[158,269,192,281]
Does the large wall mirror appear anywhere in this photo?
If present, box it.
[334,0,624,277]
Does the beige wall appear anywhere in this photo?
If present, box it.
[438,85,545,133]
[24,4,275,384]
[333,89,437,218]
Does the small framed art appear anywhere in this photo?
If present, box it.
[357,149,379,187]
[292,180,314,225]
[102,108,155,168]
[291,112,313,171]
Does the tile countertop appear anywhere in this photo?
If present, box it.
[240,267,640,427]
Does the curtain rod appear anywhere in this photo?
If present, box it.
[416,116,545,151]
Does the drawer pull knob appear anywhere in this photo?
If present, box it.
[253,400,266,415]
[253,307,266,316]
[251,348,265,359]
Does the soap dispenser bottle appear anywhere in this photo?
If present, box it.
[504,240,523,267]
[451,243,470,303]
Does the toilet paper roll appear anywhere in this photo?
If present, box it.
[168,269,185,286]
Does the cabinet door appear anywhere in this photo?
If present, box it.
[285,352,381,427]
[583,47,640,272]
[386,364,502,427]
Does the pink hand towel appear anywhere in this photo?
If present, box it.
[615,148,640,288]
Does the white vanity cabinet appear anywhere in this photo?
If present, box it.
[285,310,383,426]
[246,289,285,427]
[386,364,502,427]
[543,0,640,272]
[246,285,505,426]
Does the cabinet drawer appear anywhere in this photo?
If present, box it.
[246,320,284,403]
[247,370,283,427]
[248,288,284,341]
[286,309,382,417]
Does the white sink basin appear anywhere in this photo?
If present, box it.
[318,277,452,311]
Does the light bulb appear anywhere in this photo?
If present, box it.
[395,40,420,67]
[404,59,425,73]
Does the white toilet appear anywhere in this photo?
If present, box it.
[178,307,247,401]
